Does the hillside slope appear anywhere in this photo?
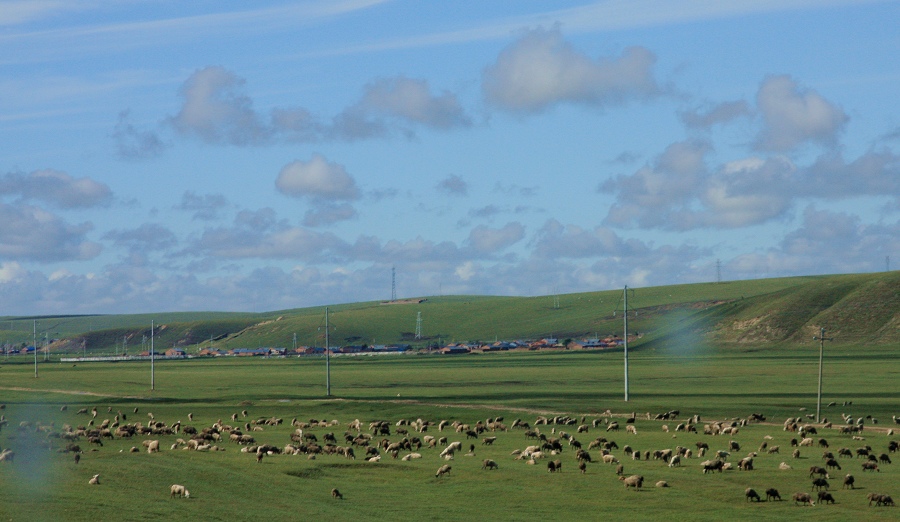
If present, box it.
[707,271,900,346]
[2,272,896,354]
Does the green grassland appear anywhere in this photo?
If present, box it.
[1,345,898,521]
[0,272,897,520]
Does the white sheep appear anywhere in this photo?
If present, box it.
[88,474,100,485]
[170,484,190,498]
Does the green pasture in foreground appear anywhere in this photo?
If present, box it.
[1,348,898,521]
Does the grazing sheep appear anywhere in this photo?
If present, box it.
[811,478,830,491]
[435,464,451,478]
[331,488,343,500]
[615,463,624,476]
[170,484,190,498]
[656,480,669,488]
[745,488,761,502]
[779,462,792,470]
[702,459,725,473]
[668,455,681,467]
[619,474,643,489]
[143,440,160,454]
[825,458,841,470]
[792,449,801,459]
[809,466,828,478]
[547,460,562,473]
[866,492,895,506]
[817,491,835,504]
[765,488,781,501]
[792,492,814,506]
[879,453,892,464]
[861,461,879,472]
[88,474,100,485]
[578,461,587,474]
[481,459,498,470]
[482,436,497,446]
[602,454,619,465]
[626,425,637,435]
[842,474,855,489]
[74,453,80,465]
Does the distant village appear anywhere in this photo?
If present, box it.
[6,335,630,361]
[185,335,627,358]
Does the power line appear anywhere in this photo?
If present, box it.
[415,311,422,340]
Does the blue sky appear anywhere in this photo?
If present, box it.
[1,0,898,315]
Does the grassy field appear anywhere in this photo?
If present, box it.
[1,346,898,521]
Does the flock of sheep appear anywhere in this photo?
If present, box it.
[0,402,897,510]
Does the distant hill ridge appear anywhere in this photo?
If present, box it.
[2,272,897,353]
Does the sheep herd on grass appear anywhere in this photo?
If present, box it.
[0,402,896,508]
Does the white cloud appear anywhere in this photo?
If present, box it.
[0,202,101,261]
[482,26,658,112]
[800,150,900,200]
[729,206,900,278]
[113,110,166,159]
[166,68,469,146]
[303,203,358,227]
[754,75,848,151]
[602,140,710,229]
[437,174,468,196]
[355,76,471,129]
[276,154,361,202]
[0,0,83,26]
[697,156,796,227]
[680,100,751,129]
[0,261,26,283]
[174,191,233,221]
[455,261,478,281]
[169,66,269,145]
[103,223,178,254]
[466,222,525,254]
[0,169,112,208]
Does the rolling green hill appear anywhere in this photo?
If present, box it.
[1,271,897,355]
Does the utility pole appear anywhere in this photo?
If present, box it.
[813,327,833,423]
[716,259,722,283]
[33,320,38,378]
[623,286,629,402]
[151,320,155,391]
[325,308,330,397]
